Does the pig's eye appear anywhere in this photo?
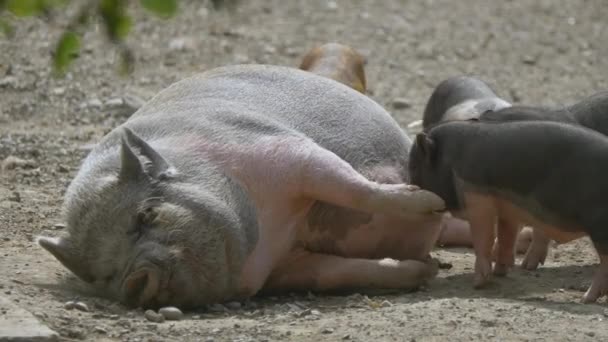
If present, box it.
[128,207,158,238]
[137,206,158,226]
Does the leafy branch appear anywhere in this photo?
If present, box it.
[0,0,237,76]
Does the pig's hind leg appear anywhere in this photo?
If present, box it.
[520,228,550,270]
[294,140,445,215]
[262,248,438,294]
[583,228,608,303]
[583,253,608,303]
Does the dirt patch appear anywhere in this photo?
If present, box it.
[1,0,607,341]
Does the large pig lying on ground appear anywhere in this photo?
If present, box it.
[409,119,608,303]
[37,64,445,309]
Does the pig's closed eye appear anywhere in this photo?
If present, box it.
[128,207,158,237]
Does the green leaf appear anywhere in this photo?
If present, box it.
[0,18,14,37]
[140,0,177,18]
[113,12,131,38]
[6,0,44,17]
[53,31,80,75]
[99,0,132,40]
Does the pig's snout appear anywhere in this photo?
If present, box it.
[121,242,179,308]
[123,265,163,308]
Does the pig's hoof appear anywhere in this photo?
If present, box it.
[377,184,445,214]
[520,246,547,271]
[581,267,608,303]
[401,187,445,214]
[582,285,604,304]
[493,262,510,277]
[473,259,492,289]
[393,259,438,289]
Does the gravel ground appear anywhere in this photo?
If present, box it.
[1,0,607,341]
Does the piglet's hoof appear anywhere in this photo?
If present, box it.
[521,244,548,271]
[493,262,511,277]
[581,266,608,303]
[473,258,492,289]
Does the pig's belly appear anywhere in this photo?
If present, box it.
[492,197,586,244]
[297,212,443,261]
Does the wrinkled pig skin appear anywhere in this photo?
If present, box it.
[37,65,445,309]
[409,119,608,303]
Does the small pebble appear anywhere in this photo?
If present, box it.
[392,98,411,109]
[0,76,17,87]
[64,301,89,312]
[225,301,241,310]
[94,326,108,334]
[53,223,66,230]
[168,37,195,51]
[311,309,321,316]
[159,306,183,320]
[522,55,537,65]
[105,98,124,108]
[1,156,37,171]
[209,303,227,312]
[52,87,65,95]
[297,308,312,317]
[8,191,20,202]
[144,309,165,323]
[123,93,146,111]
[322,327,334,334]
[87,98,103,108]
[342,334,352,340]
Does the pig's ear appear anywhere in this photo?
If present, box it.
[415,133,436,160]
[119,135,147,182]
[37,236,95,283]
[122,127,176,180]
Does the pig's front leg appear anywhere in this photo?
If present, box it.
[521,228,550,270]
[463,192,497,289]
[492,217,520,276]
[262,248,438,293]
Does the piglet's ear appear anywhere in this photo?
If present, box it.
[415,133,435,159]
[37,235,95,283]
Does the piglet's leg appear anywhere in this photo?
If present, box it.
[515,227,534,254]
[492,218,520,276]
[262,249,438,293]
[298,142,444,215]
[521,228,550,270]
[583,253,608,303]
[463,192,497,289]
